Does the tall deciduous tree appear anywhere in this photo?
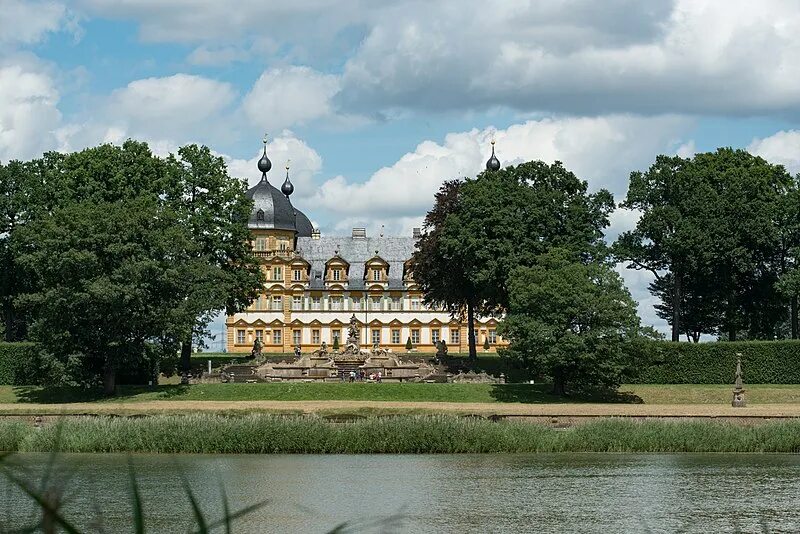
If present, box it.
[164,145,263,382]
[499,249,641,395]
[413,180,481,359]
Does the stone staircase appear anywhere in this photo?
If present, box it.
[223,364,265,383]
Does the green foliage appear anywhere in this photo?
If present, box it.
[2,415,800,454]
[332,336,340,351]
[615,149,794,341]
[631,340,800,384]
[405,337,413,350]
[0,342,60,385]
[483,337,490,351]
[500,249,642,394]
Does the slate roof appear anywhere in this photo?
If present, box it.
[246,178,313,237]
[296,236,416,289]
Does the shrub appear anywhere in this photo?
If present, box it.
[405,337,413,351]
[0,342,61,385]
[630,340,800,384]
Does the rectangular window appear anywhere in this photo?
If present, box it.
[312,329,320,344]
[372,269,381,281]
[255,329,264,342]
[255,237,266,251]
[371,297,382,311]
[332,329,341,343]
[312,297,321,310]
[391,329,401,344]
[272,266,282,281]
[330,297,343,310]
[293,269,302,281]
[391,297,401,310]
[271,296,283,311]
[292,295,302,310]
[352,297,362,310]
[488,329,497,344]
[279,240,287,251]
[292,329,301,346]
[371,328,381,345]
[410,297,421,311]
[236,329,246,344]
[332,269,341,281]
[431,329,440,344]
[273,329,282,344]
[411,329,420,345]
[450,329,460,345]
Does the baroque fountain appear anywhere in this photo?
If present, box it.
[253,314,433,382]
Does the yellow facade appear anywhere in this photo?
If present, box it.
[225,229,506,354]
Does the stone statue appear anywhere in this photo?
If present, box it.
[732,353,746,408]
[294,345,301,358]
[251,338,262,359]
[346,314,360,347]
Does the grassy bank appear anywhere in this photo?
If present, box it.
[2,383,800,406]
[2,415,800,454]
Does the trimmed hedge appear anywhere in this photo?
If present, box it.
[0,342,46,385]
[632,340,800,384]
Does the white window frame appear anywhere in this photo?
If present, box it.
[411,329,420,344]
[273,329,282,344]
[391,329,401,344]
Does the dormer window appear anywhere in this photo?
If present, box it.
[333,269,341,281]
[372,269,381,282]
[256,209,265,221]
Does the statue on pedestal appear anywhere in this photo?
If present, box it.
[732,353,746,408]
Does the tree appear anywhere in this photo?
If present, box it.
[498,249,641,395]
[482,336,490,352]
[615,149,792,341]
[15,198,191,394]
[405,337,413,351]
[164,145,263,383]
[414,163,613,360]
[413,180,482,359]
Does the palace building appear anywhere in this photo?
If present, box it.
[225,138,507,354]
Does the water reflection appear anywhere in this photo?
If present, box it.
[2,453,799,533]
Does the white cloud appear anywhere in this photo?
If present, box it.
[0,64,61,161]
[242,66,341,131]
[312,115,691,223]
[0,0,67,45]
[186,45,248,66]
[748,130,800,174]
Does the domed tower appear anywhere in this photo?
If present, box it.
[245,136,313,237]
[486,139,501,171]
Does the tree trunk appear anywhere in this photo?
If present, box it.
[792,296,798,340]
[103,360,116,396]
[180,339,192,385]
[729,328,737,342]
[671,271,681,342]
[552,368,566,396]
[467,301,477,361]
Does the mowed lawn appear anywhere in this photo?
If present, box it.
[1,383,799,405]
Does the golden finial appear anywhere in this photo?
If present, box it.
[262,133,268,145]
[491,138,496,146]
[286,159,291,171]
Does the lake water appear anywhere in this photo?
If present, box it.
[1,453,799,533]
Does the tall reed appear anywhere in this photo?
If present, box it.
[2,415,800,454]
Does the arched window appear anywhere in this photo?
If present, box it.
[256,209,265,221]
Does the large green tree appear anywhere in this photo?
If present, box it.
[11,141,262,392]
[615,149,792,341]
[164,145,263,382]
[413,180,481,359]
[499,249,642,395]
[15,197,191,393]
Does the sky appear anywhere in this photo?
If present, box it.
[4,0,800,339]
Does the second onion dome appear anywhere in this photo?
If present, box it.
[486,139,501,171]
[281,161,294,197]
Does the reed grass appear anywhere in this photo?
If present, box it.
[2,415,800,454]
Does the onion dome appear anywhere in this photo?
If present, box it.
[257,134,272,174]
[281,161,295,197]
[485,139,501,171]
[246,139,312,236]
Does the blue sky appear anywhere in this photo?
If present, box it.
[5,0,800,337]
